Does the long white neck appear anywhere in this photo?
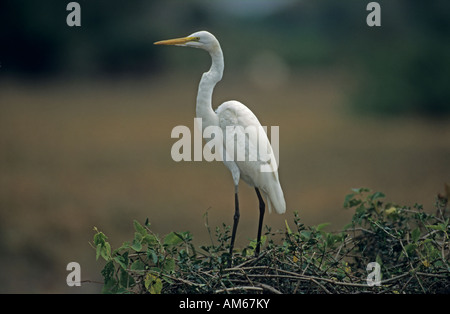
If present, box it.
[196,45,223,130]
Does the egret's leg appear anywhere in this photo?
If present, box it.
[255,188,265,256]
[229,185,240,267]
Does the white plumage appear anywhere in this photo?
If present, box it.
[155,31,286,263]
[216,101,286,215]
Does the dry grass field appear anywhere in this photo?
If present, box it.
[1,70,449,292]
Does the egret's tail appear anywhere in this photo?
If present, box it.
[264,183,286,214]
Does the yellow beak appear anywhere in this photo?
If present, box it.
[154,36,198,46]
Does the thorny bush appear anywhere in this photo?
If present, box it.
[92,187,450,294]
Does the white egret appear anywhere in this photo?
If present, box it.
[154,31,286,264]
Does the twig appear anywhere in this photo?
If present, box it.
[257,283,282,294]
[399,239,426,293]
[370,219,398,239]
[230,250,270,269]
[416,272,450,278]
[310,278,332,294]
[399,275,413,294]
[215,286,263,293]
[302,252,316,275]
[80,279,104,285]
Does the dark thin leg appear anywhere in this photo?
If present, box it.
[228,187,240,267]
[255,188,265,256]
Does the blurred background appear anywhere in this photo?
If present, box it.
[0,0,449,293]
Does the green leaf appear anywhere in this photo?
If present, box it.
[300,230,311,240]
[134,220,147,236]
[102,276,118,294]
[162,257,175,273]
[113,254,128,270]
[131,260,146,272]
[316,222,330,231]
[164,232,184,246]
[351,187,371,194]
[142,234,158,246]
[101,260,115,283]
[426,223,447,232]
[326,233,340,247]
[343,193,363,209]
[93,228,112,261]
[369,191,386,201]
[131,232,143,251]
[375,254,383,267]
[145,273,162,294]
[93,227,108,245]
[96,241,111,261]
[285,220,292,235]
[343,193,355,208]
[131,239,142,252]
[147,249,158,264]
[411,227,421,243]
[96,244,102,260]
[246,236,267,256]
[404,243,416,257]
[119,268,134,289]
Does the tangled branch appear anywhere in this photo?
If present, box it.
[93,187,450,294]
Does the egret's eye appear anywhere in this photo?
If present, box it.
[193,37,200,42]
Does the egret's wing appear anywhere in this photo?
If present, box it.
[216,101,278,175]
[216,101,285,214]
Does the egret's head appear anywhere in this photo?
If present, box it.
[154,31,219,53]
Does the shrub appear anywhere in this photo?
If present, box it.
[92,187,450,294]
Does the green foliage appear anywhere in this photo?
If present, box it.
[343,188,450,292]
[93,189,450,294]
